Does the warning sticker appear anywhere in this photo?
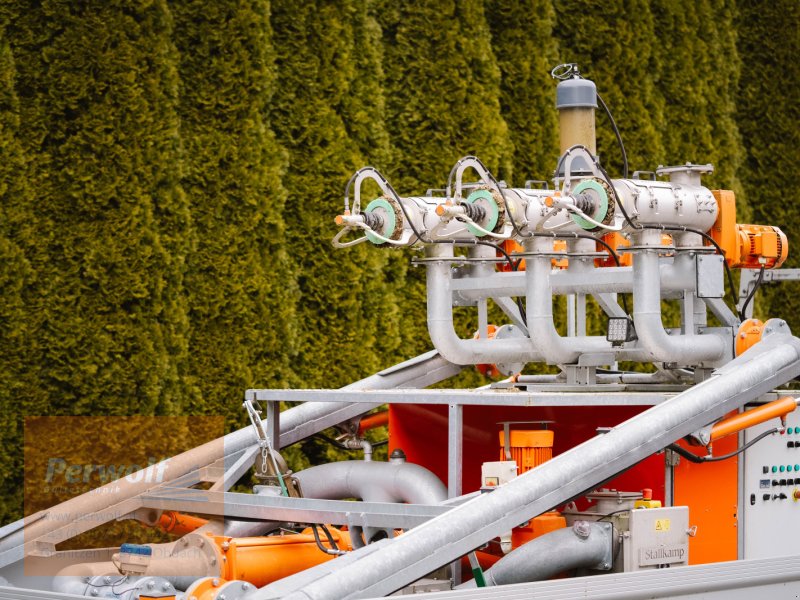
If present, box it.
[655,518,671,532]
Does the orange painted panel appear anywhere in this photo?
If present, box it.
[673,432,739,564]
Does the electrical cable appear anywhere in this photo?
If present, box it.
[596,92,629,179]
[740,265,765,320]
[667,427,778,463]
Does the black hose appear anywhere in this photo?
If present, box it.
[311,524,347,556]
[740,266,765,320]
[655,225,741,320]
[596,92,629,179]
[667,427,778,463]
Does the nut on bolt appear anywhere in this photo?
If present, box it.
[573,520,592,538]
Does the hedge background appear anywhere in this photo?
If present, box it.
[0,0,796,522]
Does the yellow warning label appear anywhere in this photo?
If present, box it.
[655,519,671,532]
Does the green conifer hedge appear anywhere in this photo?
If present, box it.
[170,0,295,425]
[1,1,798,522]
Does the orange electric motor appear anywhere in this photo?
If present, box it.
[711,190,788,269]
[499,429,554,473]
[497,428,566,550]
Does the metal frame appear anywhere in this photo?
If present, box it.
[738,267,800,319]
[361,554,800,600]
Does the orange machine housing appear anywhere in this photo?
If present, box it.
[209,528,351,588]
[497,239,567,271]
[710,190,788,269]
[498,429,565,549]
[389,403,740,566]
[498,429,554,473]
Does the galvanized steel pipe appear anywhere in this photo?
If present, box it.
[632,230,727,364]
[457,521,612,588]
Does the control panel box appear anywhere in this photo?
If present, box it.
[623,506,690,571]
[742,408,800,558]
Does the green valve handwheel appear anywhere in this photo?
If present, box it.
[570,179,609,231]
[464,189,501,237]
[364,197,398,245]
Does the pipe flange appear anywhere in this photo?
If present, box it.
[570,178,615,232]
[172,531,223,577]
[85,575,176,600]
[364,196,404,244]
[762,318,792,339]
[181,577,255,600]
[464,187,506,236]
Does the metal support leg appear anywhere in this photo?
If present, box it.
[567,294,576,337]
[449,403,464,587]
[448,404,463,499]
[477,298,489,339]
[266,400,280,452]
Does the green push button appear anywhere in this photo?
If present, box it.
[795,465,799,472]
[773,466,778,473]
[780,465,786,473]
[789,427,795,434]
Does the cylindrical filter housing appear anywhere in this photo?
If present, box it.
[556,77,597,155]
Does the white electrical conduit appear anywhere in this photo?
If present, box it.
[632,230,726,363]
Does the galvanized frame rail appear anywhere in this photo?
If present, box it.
[361,554,800,600]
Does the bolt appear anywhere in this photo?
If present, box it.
[210,557,217,565]
[573,520,591,538]
[221,541,230,551]
[162,582,171,591]
[90,591,98,598]
[602,562,610,569]
[147,580,155,589]
[242,582,251,590]
[219,595,227,600]
[212,578,220,586]
[103,576,112,584]
[198,539,205,548]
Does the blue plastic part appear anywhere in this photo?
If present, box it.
[120,543,152,556]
